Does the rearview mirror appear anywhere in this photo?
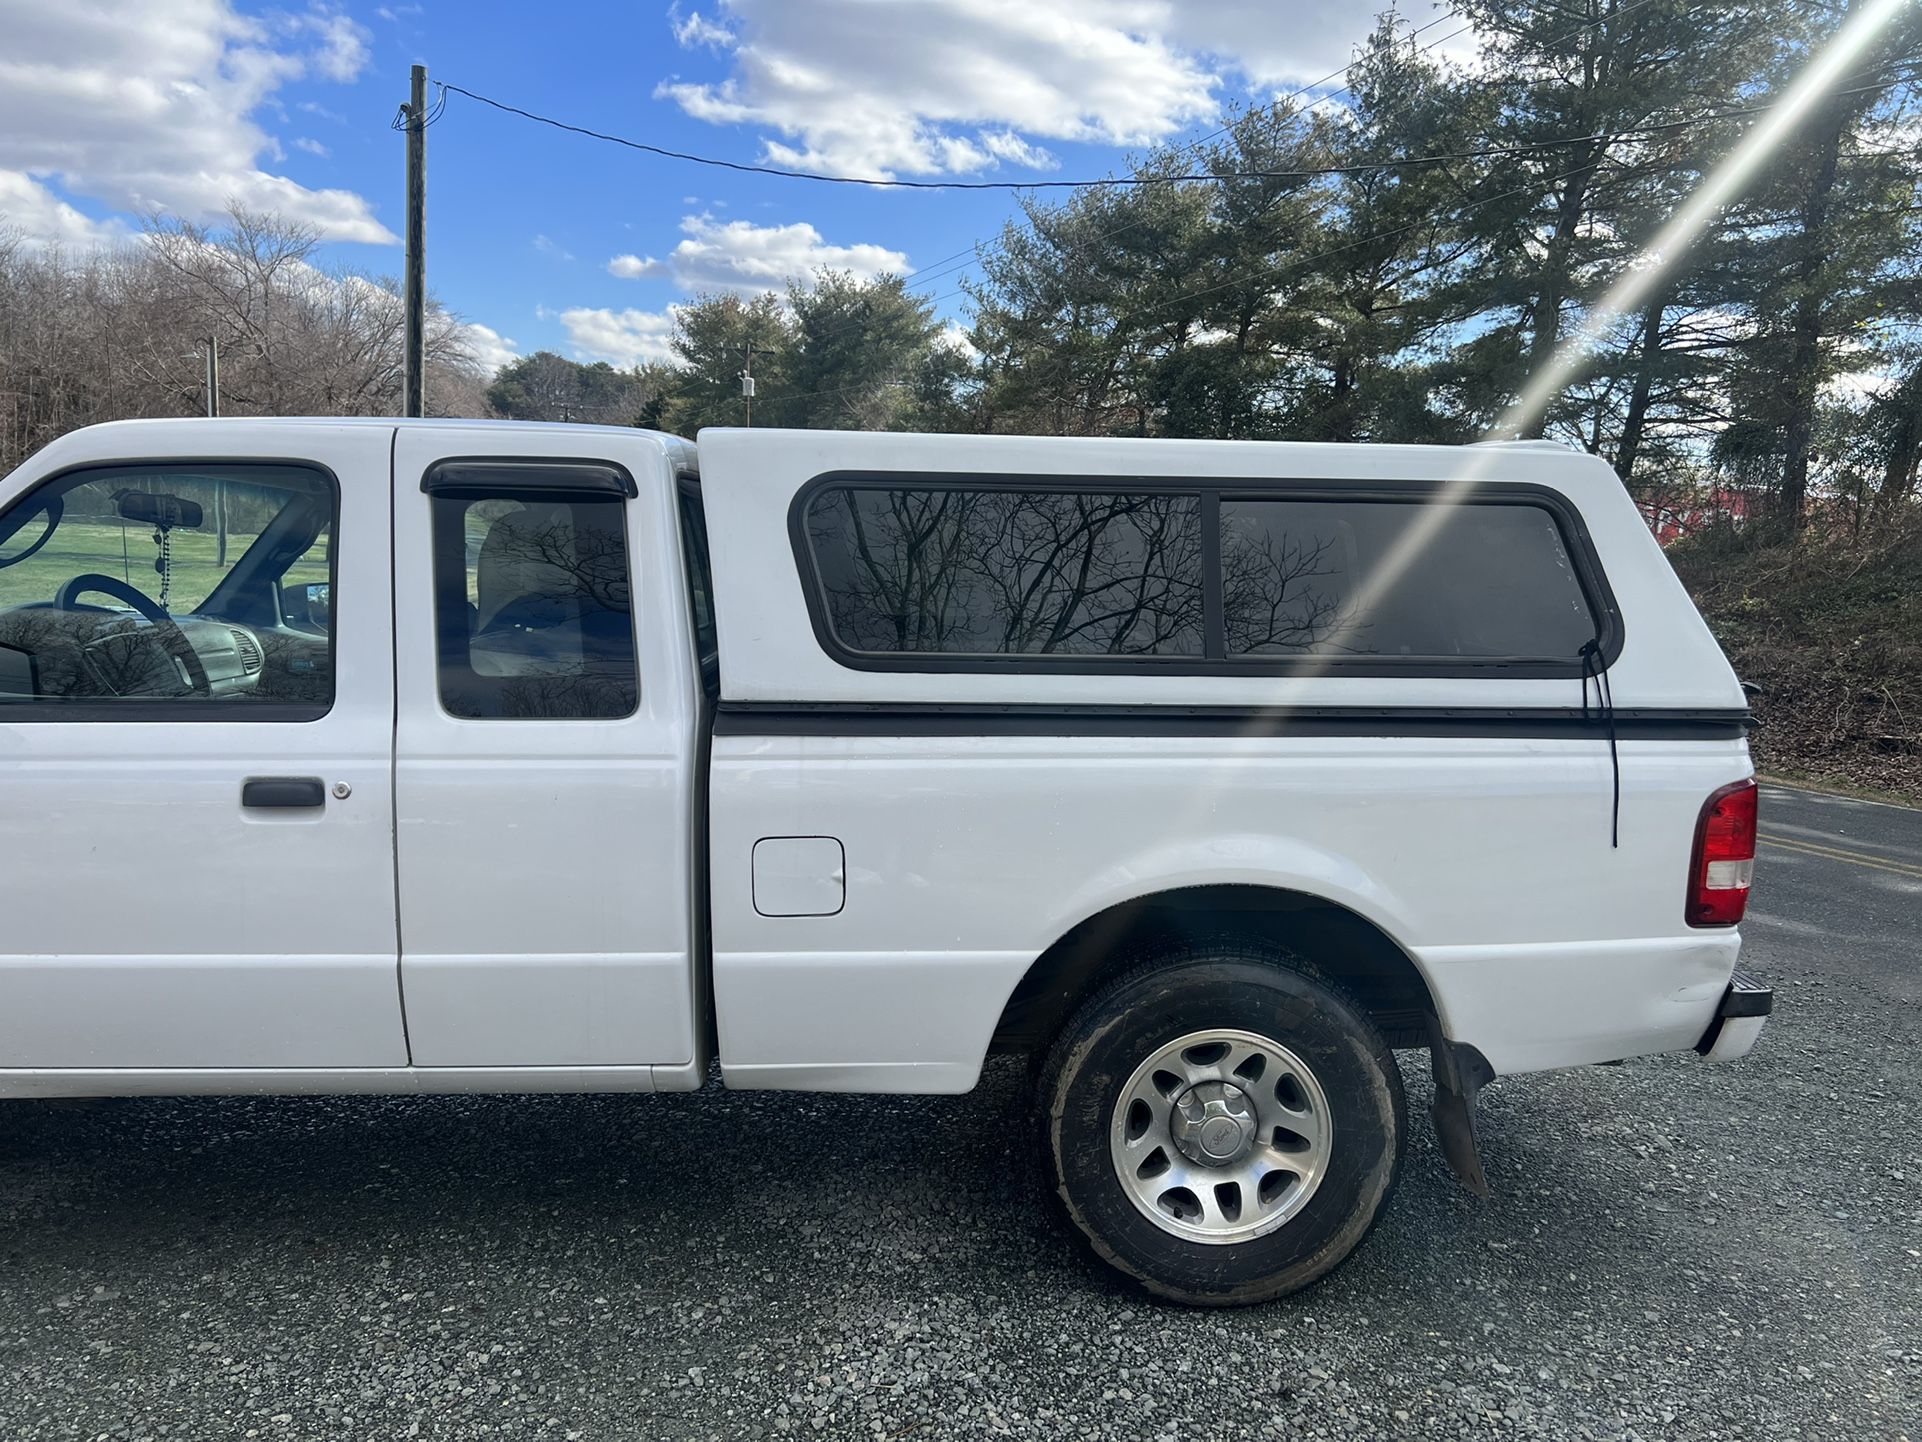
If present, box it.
[116,491,203,530]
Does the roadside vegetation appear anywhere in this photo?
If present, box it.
[1673,513,1922,801]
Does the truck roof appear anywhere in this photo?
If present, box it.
[29,414,689,443]
[25,417,1596,485]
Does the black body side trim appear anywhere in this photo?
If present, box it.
[713,701,1754,740]
[0,700,331,723]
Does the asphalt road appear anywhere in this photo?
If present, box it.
[1,783,1916,1442]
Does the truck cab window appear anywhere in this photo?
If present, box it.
[0,463,335,714]
[428,474,639,720]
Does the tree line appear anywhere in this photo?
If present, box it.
[0,208,485,477]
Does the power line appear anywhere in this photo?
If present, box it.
[440,78,1778,192]
[1184,8,1477,155]
[439,83,1289,190]
[449,2,1915,391]
[813,0,1683,315]
[914,0,1666,295]
[759,66,1918,363]
[816,11,1477,305]
[434,3,1657,196]
[433,0,1662,328]
[756,62,1922,419]
[390,84,448,132]
[753,155,1609,413]
[882,0,1659,295]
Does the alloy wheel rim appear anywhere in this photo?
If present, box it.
[1108,1027,1332,1245]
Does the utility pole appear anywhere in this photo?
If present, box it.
[403,63,428,419]
[203,334,219,418]
[741,343,774,427]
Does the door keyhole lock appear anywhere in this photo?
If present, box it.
[331,781,352,800]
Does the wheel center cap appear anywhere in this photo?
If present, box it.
[1169,1080,1258,1167]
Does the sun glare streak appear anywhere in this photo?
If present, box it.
[1298,0,1916,676]
[1502,0,1915,439]
[1179,0,1917,798]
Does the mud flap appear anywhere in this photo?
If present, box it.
[1426,1017,1495,1197]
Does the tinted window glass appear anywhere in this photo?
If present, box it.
[678,486,717,661]
[430,478,638,719]
[0,463,335,713]
[806,487,1203,656]
[1220,499,1596,658]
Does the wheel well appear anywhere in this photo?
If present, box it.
[991,885,1437,1054]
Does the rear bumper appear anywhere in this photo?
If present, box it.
[1694,968,1774,1062]
[1422,934,1746,1074]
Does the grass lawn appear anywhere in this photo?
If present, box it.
[0,520,327,612]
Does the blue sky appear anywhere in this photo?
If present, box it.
[0,0,1471,374]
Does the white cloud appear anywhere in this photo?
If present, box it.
[979,130,1059,170]
[0,172,127,250]
[658,1,1486,179]
[608,213,908,294]
[1824,368,1894,408]
[571,214,908,365]
[608,253,667,279]
[458,321,521,376]
[937,322,979,359]
[283,8,371,84]
[657,0,1222,177]
[0,0,393,245]
[292,137,330,158]
[1158,3,1482,89]
[670,5,737,50]
[561,307,679,368]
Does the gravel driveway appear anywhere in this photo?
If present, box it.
[2,784,1917,1441]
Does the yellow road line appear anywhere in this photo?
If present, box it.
[1758,830,1922,880]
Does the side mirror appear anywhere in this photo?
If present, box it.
[283,581,331,631]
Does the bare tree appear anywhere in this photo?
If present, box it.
[0,208,488,475]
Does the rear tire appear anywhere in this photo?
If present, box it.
[1038,945,1405,1305]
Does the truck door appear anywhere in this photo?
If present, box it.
[391,432,699,1070]
[0,429,405,1072]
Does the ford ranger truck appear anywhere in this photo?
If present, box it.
[0,419,1769,1305]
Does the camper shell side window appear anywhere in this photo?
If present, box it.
[790,473,1621,680]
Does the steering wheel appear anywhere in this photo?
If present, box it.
[55,573,212,696]
[0,496,61,569]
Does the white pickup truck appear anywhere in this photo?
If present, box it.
[0,418,1768,1303]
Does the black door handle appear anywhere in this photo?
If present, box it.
[242,777,326,808]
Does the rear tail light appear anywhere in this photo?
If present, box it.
[1687,779,1757,927]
